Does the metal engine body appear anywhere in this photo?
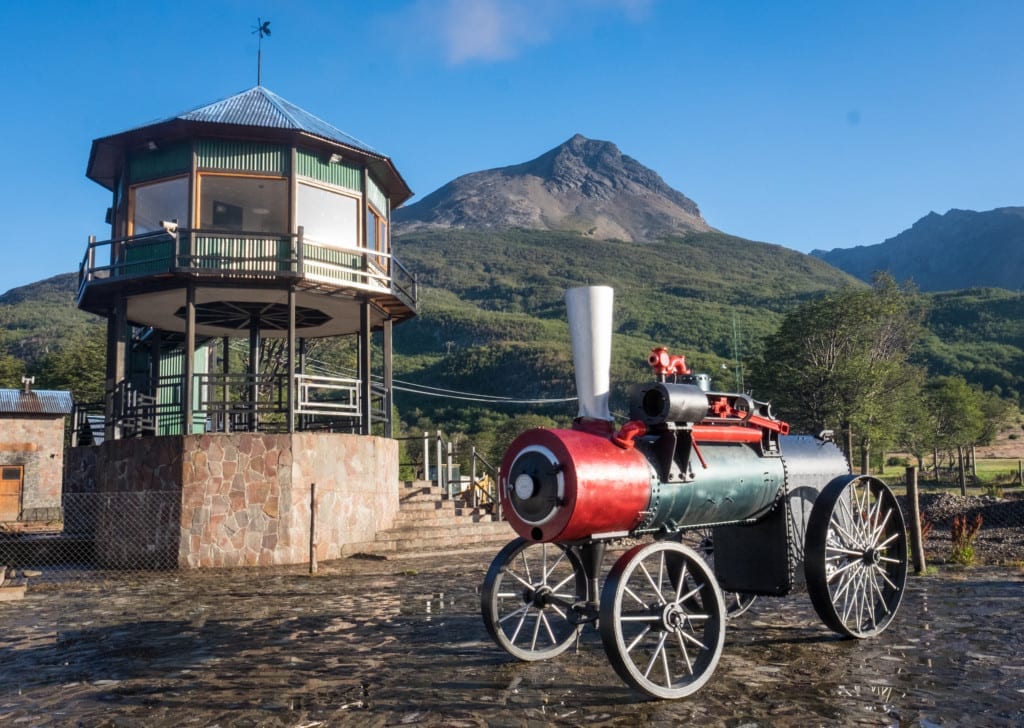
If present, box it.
[500,381,850,596]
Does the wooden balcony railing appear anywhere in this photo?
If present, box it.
[77,226,417,312]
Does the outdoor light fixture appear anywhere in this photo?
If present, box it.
[328,153,343,164]
[147,140,158,151]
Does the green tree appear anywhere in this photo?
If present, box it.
[31,330,106,403]
[749,274,923,471]
[0,352,26,388]
[926,376,983,494]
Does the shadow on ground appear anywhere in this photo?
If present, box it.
[1,551,1022,726]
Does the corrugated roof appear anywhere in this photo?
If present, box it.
[0,389,74,416]
[85,86,413,206]
[173,86,379,155]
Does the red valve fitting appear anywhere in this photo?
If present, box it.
[648,347,691,377]
[612,419,647,449]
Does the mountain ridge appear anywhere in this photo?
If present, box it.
[813,207,1024,291]
[394,134,711,242]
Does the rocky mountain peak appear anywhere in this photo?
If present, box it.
[394,134,709,241]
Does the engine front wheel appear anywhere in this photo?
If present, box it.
[599,541,726,699]
[481,538,587,661]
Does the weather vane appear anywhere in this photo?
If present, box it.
[253,17,271,86]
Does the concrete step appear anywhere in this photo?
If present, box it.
[344,481,506,559]
[391,506,497,522]
[346,527,515,558]
[375,520,511,542]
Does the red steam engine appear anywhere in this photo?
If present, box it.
[480,286,908,699]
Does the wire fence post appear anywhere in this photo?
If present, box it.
[309,482,318,575]
[906,466,926,574]
[446,440,454,497]
[435,430,443,491]
[422,432,430,483]
[471,446,478,508]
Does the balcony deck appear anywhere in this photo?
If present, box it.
[77,228,417,327]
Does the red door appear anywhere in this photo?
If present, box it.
[0,466,23,521]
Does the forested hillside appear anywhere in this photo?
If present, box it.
[0,273,104,365]
[914,288,1024,403]
[2,232,1022,462]
[388,228,859,424]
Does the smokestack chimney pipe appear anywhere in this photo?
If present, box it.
[565,286,614,424]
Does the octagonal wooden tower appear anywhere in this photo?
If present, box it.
[69,87,419,568]
[77,86,417,440]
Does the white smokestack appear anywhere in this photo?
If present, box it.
[565,286,614,422]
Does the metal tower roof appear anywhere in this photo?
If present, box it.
[170,86,378,154]
[86,86,411,204]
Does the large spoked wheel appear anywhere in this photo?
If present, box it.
[678,528,757,619]
[481,538,587,661]
[805,475,908,638]
[599,541,726,699]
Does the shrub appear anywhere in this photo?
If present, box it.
[981,482,1004,499]
[950,513,983,566]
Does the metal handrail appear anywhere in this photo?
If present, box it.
[78,227,417,310]
[407,431,501,513]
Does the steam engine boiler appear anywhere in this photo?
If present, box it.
[480,286,908,699]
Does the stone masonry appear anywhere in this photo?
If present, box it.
[65,433,399,568]
[0,414,67,523]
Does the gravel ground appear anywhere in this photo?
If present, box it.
[904,490,1024,566]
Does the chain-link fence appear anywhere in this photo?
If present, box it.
[0,491,182,583]
[5,484,1023,587]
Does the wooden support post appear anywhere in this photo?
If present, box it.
[287,287,296,434]
[222,337,231,433]
[248,313,261,433]
[906,466,926,574]
[309,483,318,575]
[359,301,372,436]
[184,285,196,435]
[383,318,394,439]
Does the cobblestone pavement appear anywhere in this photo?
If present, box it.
[1,547,1022,727]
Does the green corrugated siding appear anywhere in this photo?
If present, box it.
[121,238,174,276]
[296,149,362,192]
[128,142,191,183]
[192,236,292,272]
[197,140,288,174]
[157,346,208,435]
[367,175,389,217]
[158,348,184,436]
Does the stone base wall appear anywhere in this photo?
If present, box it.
[65,433,399,568]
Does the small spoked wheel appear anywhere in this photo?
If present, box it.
[805,475,908,638]
[599,541,726,699]
[679,528,757,619]
[481,538,587,661]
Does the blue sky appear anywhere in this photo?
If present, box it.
[1,0,1021,294]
